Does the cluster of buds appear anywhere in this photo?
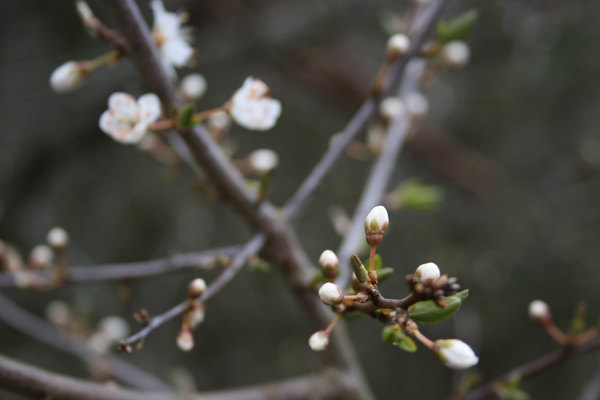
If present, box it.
[176,278,208,352]
[407,262,461,307]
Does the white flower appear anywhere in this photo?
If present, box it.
[177,327,194,352]
[405,92,429,117]
[364,206,390,248]
[229,77,282,131]
[151,0,193,78]
[29,245,54,268]
[248,149,279,173]
[309,331,329,352]
[379,97,405,121]
[442,40,471,68]
[47,227,69,248]
[434,339,479,370]
[188,278,207,298]
[528,300,550,321]
[415,262,441,284]
[49,61,88,93]
[98,316,130,341]
[99,92,162,144]
[181,73,207,100]
[386,34,411,58]
[318,282,344,306]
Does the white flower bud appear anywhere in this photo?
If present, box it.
[364,205,389,247]
[208,110,231,132]
[386,34,411,58]
[379,97,405,121]
[405,92,429,118]
[308,331,329,352]
[30,245,54,268]
[87,331,112,354]
[47,227,69,248]
[99,316,130,341]
[180,73,207,101]
[442,40,471,68]
[528,300,550,322]
[45,301,71,326]
[318,282,344,306]
[434,339,479,370]
[188,305,205,329]
[415,262,441,284]
[188,278,207,298]
[76,1,94,22]
[248,149,279,173]
[319,250,339,280]
[177,327,194,352]
[50,61,88,93]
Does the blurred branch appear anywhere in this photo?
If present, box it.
[283,0,450,222]
[456,338,600,400]
[0,246,239,288]
[122,234,265,347]
[0,353,345,400]
[0,291,172,391]
[579,369,600,400]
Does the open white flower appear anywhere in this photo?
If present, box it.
[229,77,282,131]
[99,92,162,144]
[151,0,193,78]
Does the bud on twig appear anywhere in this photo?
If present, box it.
[386,34,411,59]
[47,227,69,249]
[528,300,550,323]
[364,206,389,247]
[433,339,479,370]
[318,282,344,305]
[248,149,279,174]
[177,327,194,352]
[49,61,89,93]
[308,330,329,352]
[318,250,339,280]
[188,278,207,298]
[441,40,471,68]
[180,73,207,101]
[405,92,429,118]
[415,262,441,284]
[29,245,54,269]
[379,97,405,121]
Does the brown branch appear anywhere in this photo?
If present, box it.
[456,338,600,400]
[122,234,265,346]
[0,353,345,400]
[0,246,239,288]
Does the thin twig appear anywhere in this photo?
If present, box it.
[0,246,239,288]
[122,234,265,346]
[0,290,171,391]
[579,368,600,400]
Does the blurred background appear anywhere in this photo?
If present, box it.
[1,0,600,398]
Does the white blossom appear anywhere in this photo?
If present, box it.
[229,77,282,131]
[49,61,87,93]
[318,282,344,306]
[47,227,69,248]
[379,97,405,121]
[151,0,193,78]
[386,34,411,57]
[177,328,194,352]
[99,92,162,144]
[318,250,339,271]
[365,206,389,235]
[308,331,329,352]
[188,278,207,298]
[30,245,54,267]
[248,149,279,173]
[405,92,429,117]
[528,300,550,321]
[415,262,441,284]
[181,73,207,100]
[98,316,130,341]
[435,339,479,370]
[442,40,471,68]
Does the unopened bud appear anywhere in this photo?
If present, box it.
[318,282,344,305]
[318,250,339,280]
[88,331,112,354]
[415,262,441,284]
[188,278,207,298]
[386,34,411,58]
[433,339,479,370]
[76,1,94,23]
[248,149,279,174]
[45,300,71,326]
[441,40,470,68]
[99,316,130,341]
[177,327,194,352]
[405,92,429,118]
[528,300,550,323]
[308,330,329,352]
[180,73,207,101]
[50,61,88,93]
[364,206,389,247]
[47,227,69,249]
[29,245,54,268]
[379,97,405,121]
[188,305,205,329]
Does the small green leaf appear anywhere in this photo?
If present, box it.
[178,103,196,128]
[376,267,394,282]
[351,255,369,283]
[381,325,403,344]
[394,335,417,353]
[408,295,462,324]
[393,179,444,212]
[455,289,469,303]
[437,9,479,43]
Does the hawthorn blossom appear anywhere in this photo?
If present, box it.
[99,93,162,144]
[150,0,193,78]
[229,77,282,131]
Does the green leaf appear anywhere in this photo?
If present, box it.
[437,9,479,43]
[394,179,444,212]
[455,289,469,303]
[351,255,369,283]
[374,254,382,271]
[394,335,417,353]
[376,267,394,282]
[178,103,196,129]
[381,325,403,344]
[408,295,462,324]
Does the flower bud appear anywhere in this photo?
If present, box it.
[99,316,130,341]
[29,245,54,268]
[188,278,207,298]
[76,1,94,23]
[308,331,329,352]
[47,227,69,249]
[405,92,429,118]
[45,301,71,326]
[248,149,279,174]
[188,305,205,329]
[207,110,231,132]
[441,40,470,68]
[386,34,411,58]
[87,331,112,354]
[433,339,479,370]
[364,206,389,247]
[318,282,344,306]
[528,300,550,323]
[177,327,194,352]
[415,262,441,284]
[318,250,339,280]
[180,73,207,101]
[50,61,88,93]
[379,97,405,121]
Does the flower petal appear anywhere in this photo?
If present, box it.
[137,94,162,124]
[108,92,137,120]
[162,37,193,67]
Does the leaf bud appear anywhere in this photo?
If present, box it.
[318,282,344,306]
[318,250,339,280]
[308,330,329,352]
[364,206,389,247]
